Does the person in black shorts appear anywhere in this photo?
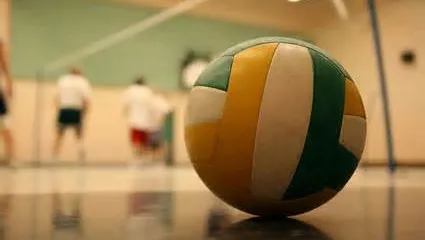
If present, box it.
[0,40,14,166]
[57,108,85,140]
[52,68,91,163]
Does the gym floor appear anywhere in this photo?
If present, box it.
[0,166,423,239]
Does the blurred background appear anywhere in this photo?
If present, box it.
[1,0,423,166]
[0,0,424,239]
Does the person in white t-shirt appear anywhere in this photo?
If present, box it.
[0,40,14,166]
[123,77,156,160]
[148,94,171,160]
[52,68,91,162]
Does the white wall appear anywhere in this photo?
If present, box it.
[313,0,425,164]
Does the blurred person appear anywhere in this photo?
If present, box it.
[148,94,172,162]
[123,77,156,163]
[52,181,82,230]
[51,170,84,238]
[52,192,82,229]
[51,68,91,163]
[125,192,168,239]
[0,40,14,166]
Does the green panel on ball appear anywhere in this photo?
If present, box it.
[282,49,346,200]
[328,144,359,191]
[220,37,351,80]
[194,56,233,92]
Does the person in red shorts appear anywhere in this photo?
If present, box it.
[123,77,156,164]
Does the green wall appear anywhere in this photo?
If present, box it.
[12,0,302,89]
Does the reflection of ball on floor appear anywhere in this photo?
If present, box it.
[217,217,334,240]
[184,37,367,217]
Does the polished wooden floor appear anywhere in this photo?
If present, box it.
[0,166,423,239]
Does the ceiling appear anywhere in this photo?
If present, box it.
[112,0,394,32]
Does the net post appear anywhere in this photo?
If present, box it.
[33,69,45,166]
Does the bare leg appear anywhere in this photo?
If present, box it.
[142,143,154,163]
[131,142,153,166]
[129,143,144,168]
[150,132,163,163]
[52,127,65,161]
[3,129,14,161]
[0,128,13,165]
[75,125,86,163]
[152,145,164,162]
[132,144,142,158]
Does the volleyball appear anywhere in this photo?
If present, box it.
[184,37,367,216]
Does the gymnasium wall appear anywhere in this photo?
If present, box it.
[12,0,287,89]
[5,79,190,164]
[313,0,425,165]
[9,0,297,164]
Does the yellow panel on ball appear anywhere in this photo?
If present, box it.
[185,122,220,163]
[340,78,367,160]
[196,43,279,210]
[344,79,366,118]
